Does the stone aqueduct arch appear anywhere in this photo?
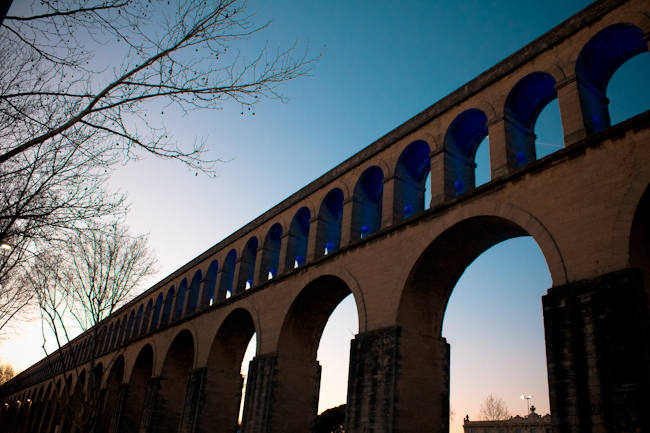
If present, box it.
[2,0,650,432]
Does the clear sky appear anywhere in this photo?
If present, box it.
[3,1,650,432]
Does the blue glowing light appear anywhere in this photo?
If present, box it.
[517,152,526,165]
[455,180,465,195]
[592,115,604,133]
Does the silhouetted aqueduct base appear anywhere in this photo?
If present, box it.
[3,0,650,432]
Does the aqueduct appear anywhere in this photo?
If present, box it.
[2,0,650,432]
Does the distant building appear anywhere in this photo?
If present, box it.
[463,407,551,433]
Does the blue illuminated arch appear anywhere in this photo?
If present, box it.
[218,250,237,300]
[160,286,175,327]
[395,140,431,219]
[125,310,135,342]
[505,72,558,166]
[286,207,311,269]
[317,188,344,256]
[172,279,187,322]
[116,315,127,346]
[444,109,488,195]
[261,223,282,280]
[185,270,202,316]
[104,323,114,352]
[237,237,258,292]
[576,23,648,133]
[201,260,218,308]
[445,109,488,160]
[352,166,384,239]
[141,298,153,336]
[133,304,144,337]
[150,292,163,331]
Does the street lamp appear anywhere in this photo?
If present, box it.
[0,242,12,250]
[520,395,532,414]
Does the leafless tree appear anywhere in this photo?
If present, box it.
[0,0,319,167]
[0,266,33,335]
[24,221,157,433]
[0,134,126,336]
[0,0,319,333]
[0,359,16,386]
[478,394,511,421]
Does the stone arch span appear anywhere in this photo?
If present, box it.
[118,344,154,432]
[198,308,257,433]
[392,202,567,324]
[371,212,559,432]
[95,355,124,433]
[243,275,358,433]
[150,329,195,433]
[277,275,359,360]
[576,22,649,134]
[397,214,559,337]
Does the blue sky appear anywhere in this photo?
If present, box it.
[4,1,650,431]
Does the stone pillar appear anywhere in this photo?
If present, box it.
[233,256,256,295]
[42,400,58,433]
[32,399,48,433]
[346,326,449,433]
[108,384,129,433]
[346,327,399,433]
[195,277,208,312]
[340,198,355,248]
[252,246,267,286]
[179,368,206,433]
[380,176,397,228]
[232,257,245,295]
[429,149,456,207]
[28,402,39,433]
[15,402,29,433]
[241,353,321,433]
[241,354,276,433]
[543,269,650,433]
[138,377,160,433]
[215,268,233,300]
[382,175,425,225]
[195,367,244,433]
[306,216,324,262]
[487,116,516,178]
[277,233,295,275]
[555,76,588,146]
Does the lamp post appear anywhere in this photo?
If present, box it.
[520,395,533,433]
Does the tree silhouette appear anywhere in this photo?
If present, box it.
[0,359,15,386]
[478,394,511,421]
[24,221,157,433]
[312,404,345,433]
[0,0,320,335]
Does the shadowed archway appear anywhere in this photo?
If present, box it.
[198,308,256,433]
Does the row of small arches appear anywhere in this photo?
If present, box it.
[95,145,431,354]
[92,21,650,355]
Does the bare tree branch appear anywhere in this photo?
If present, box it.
[25,221,157,433]
[478,394,511,421]
[0,0,320,336]
[0,0,322,168]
